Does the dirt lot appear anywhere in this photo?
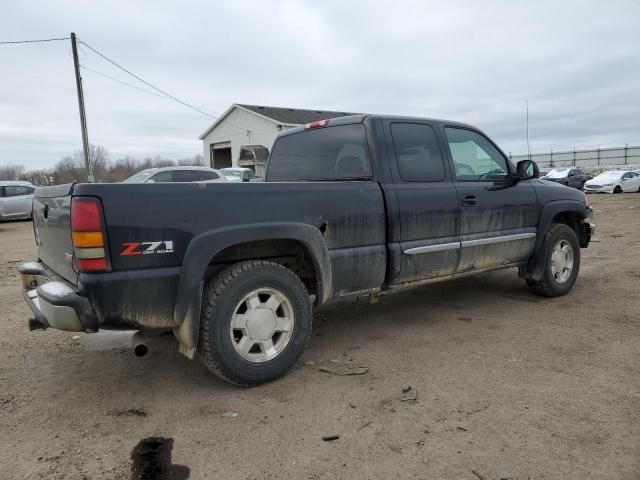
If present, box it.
[1,194,638,480]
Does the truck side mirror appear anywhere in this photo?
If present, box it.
[517,160,539,180]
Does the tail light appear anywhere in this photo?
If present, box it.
[71,197,110,273]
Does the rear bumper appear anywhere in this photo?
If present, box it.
[584,186,614,193]
[18,262,98,332]
[18,261,181,332]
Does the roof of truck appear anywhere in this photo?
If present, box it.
[277,114,476,137]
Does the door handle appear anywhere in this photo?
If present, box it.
[461,194,477,206]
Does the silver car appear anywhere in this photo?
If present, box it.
[0,181,35,220]
[220,167,256,182]
[123,166,227,183]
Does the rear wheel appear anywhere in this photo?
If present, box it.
[526,223,580,297]
[198,260,312,386]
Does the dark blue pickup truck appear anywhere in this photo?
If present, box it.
[19,114,594,385]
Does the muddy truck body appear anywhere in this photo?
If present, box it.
[19,114,594,385]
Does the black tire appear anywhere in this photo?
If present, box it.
[198,260,312,386]
[526,223,581,297]
[613,185,622,193]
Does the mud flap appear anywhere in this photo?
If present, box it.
[173,280,204,360]
[519,238,550,282]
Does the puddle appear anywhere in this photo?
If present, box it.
[130,437,190,480]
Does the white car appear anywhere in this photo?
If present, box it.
[584,170,640,193]
[0,181,35,220]
[220,167,256,182]
[123,166,227,183]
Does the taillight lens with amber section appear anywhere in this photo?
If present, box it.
[70,197,110,272]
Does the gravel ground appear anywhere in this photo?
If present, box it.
[1,194,638,480]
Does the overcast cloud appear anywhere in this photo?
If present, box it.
[1,0,639,170]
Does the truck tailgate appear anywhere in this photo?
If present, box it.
[32,183,78,285]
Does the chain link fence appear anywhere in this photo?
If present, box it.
[510,145,640,169]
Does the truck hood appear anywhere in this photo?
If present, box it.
[532,178,587,205]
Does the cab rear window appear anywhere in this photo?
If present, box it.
[267,124,372,181]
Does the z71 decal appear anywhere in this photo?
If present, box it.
[120,241,174,256]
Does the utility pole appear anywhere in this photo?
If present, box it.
[70,32,94,182]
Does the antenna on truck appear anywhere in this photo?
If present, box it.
[526,100,531,161]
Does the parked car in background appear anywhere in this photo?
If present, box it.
[123,166,227,183]
[541,168,587,189]
[584,170,640,193]
[220,167,255,182]
[0,181,35,220]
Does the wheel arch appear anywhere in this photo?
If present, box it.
[173,222,332,357]
[520,200,588,281]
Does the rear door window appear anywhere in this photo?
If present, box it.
[268,124,372,181]
[4,186,29,196]
[391,123,446,182]
[148,171,173,183]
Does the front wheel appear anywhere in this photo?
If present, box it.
[526,223,581,297]
[198,260,312,386]
[613,185,622,193]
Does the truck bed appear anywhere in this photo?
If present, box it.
[32,180,387,329]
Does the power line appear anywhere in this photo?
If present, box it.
[82,64,266,140]
[1,34,254,139]
[79,64,223,119]
[80,65,175,100]
[0,37,69,45]
[78,38,217,119]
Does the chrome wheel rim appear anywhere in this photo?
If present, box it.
[550,239,574,284]
[229,287,294,363]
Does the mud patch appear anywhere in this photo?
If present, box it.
[109,407,148,418]
[130,437,189,480]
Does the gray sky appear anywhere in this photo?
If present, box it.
[1,0,639,170]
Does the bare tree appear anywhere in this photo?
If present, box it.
[37,147,205,185]
[0,163,25,181]
[21,169,53,186]
[87,144,110,181]
[53,155,84,184]
[177,154,204,166]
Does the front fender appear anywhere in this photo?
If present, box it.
[534,199,589,251]
[173,222,332,357]
[520,200,589,281]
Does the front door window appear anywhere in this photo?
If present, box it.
[445,128,510,181]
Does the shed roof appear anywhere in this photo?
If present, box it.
[237,104,359,125]
[199,103,360,139]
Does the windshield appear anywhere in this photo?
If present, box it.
[544,168,569,178]
[593,171,624,181]
[123,170,156,183]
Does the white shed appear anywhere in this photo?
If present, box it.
[199,104,357,177]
